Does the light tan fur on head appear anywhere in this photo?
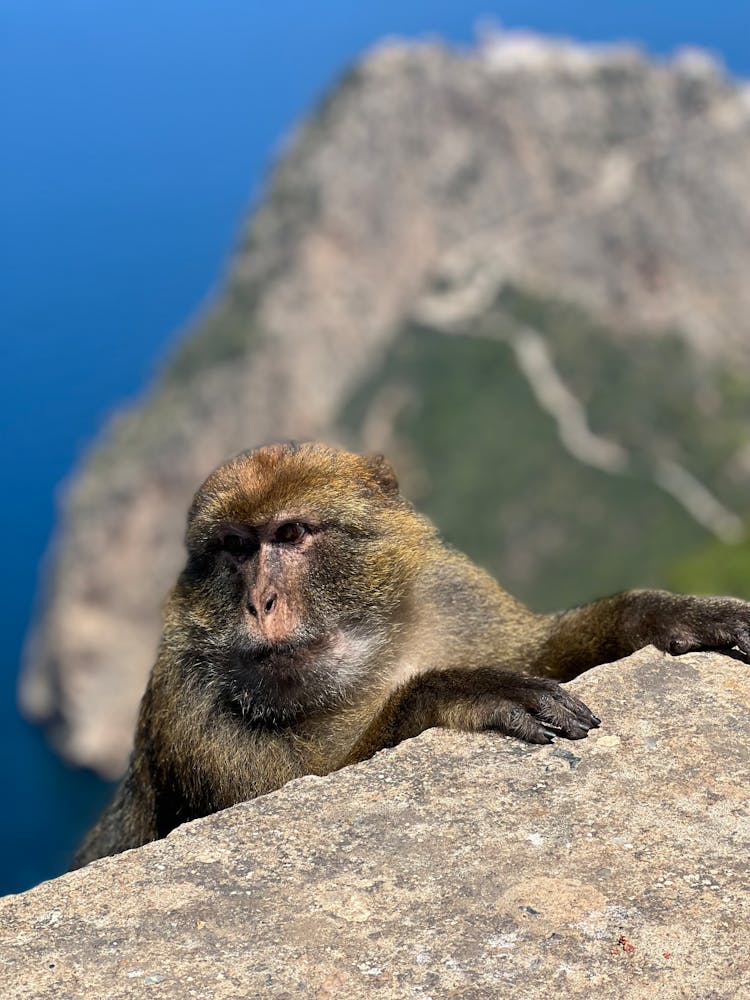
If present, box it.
[189,443,407,542]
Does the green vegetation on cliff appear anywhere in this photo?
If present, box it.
[339,313,711,611]
[670,535,750,600]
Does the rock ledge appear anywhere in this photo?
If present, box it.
[3,647,750,998]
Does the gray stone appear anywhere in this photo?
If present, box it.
[4,648,750,998]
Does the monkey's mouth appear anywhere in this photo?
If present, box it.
[218,625,380,727]
[234,633,331,667]
[220,633,340,727]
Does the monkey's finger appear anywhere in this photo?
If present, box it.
[703,610,750,655]
[667,597,750,657]
[534,684,600,732]
[558,688,600,729]
[731,624,750,657]
[489,703,556,744]
[538,715,590,740]
[532,691,598,740]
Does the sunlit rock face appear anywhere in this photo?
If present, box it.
[4,649,750,997]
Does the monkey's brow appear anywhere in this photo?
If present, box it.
[217,511,325,531]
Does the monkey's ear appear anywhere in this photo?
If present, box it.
[364,454,400,496]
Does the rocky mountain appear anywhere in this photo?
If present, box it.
[21,33,750,777]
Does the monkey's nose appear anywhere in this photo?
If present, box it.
[248,591,278,619]
[263,592,278,616]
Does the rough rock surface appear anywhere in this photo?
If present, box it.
[3,647,750,998]
[20,35,750,778]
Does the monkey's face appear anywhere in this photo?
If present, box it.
[176,443,434,725]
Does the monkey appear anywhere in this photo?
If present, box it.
[72,442,750,867]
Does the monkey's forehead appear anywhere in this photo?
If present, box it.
[186,443,392,535]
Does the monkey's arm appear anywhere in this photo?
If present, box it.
[339,667,599,767]
[530,589,750,682]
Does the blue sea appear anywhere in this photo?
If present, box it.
[2,1,747,895]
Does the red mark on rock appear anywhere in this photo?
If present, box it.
[617,935,636,954]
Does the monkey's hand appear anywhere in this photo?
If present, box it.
[624,591,750,658]
[341,668,600,767]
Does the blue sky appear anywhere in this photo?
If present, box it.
[1,0,748,891]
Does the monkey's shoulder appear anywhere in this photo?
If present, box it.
[409,547,538,669]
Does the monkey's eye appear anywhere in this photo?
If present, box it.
[275,521,308,545]
[220,533,257,559]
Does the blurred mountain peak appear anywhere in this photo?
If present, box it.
[477,25,643,74]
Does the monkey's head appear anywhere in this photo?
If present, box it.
[172,443,435,726]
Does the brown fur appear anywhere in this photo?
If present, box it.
[73,443,750,867]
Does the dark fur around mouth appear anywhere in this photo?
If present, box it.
[243,635,326,662]
[214,633,338,727]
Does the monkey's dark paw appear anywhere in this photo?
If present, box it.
[653,595,750,659]
[468,671,600,745]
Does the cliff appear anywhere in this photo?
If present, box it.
[3,650,750,997]
[20,35,750,776]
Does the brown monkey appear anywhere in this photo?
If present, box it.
[73,442,750,867]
